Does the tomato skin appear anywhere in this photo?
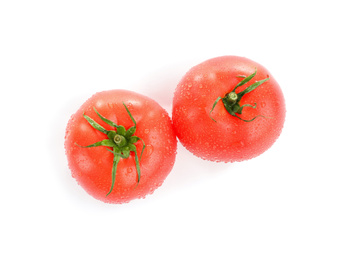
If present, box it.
[65,90,177,204]
[172,56,286,162]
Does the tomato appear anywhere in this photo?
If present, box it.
[172,56,286,162]
[65,89,177,204]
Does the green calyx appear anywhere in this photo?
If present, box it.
[76,103,145,196]
[210,68,269,122]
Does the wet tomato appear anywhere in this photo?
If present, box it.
[172,56,285,162]
[65,89,177,204]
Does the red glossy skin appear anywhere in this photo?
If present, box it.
[65,90,177,204]
[172,56,286,162]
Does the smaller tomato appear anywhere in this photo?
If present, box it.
[65,90,177,204]
[172,56,286,162]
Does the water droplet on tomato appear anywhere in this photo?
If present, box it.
[144,129,150,134]
[145,144,154,156]
[154,182,162,188]
[261,101,266,108]
[127,103,134,110]
[137,193,146,199]
[127,167,133,173]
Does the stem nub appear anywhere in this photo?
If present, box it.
[114,134,127,147]
[226,92,238,104]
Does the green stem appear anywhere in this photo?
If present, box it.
[210,68,269,122]
[76,104,146,196]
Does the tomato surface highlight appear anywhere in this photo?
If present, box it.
[172,56,286,162]
[65,89,177,204]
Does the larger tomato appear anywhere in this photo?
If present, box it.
[172,56,285,162]
[65,89,177,204]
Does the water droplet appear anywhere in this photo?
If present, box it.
[127,103,134,110]
[144,129,150,134]
[145,144,154,156]
[261,102,266,108]
[127,167,133,173]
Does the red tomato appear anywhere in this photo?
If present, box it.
[65,89,177,204]
[172,56,286,162]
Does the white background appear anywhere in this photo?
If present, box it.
[1,1,349,259]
